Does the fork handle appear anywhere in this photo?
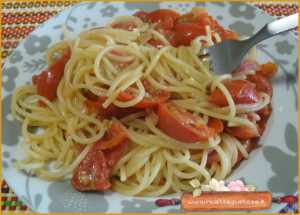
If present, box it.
[246,13,298,48]
[268,13,298,34]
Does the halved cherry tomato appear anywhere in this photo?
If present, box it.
[158,103,217,143]
[256,62,278,79]
[134,11,149,22]
[71,148,111,191]
[226,125,259,140]
[147,9,181,30]
[174,23,206,46]
[111,22,137,31]
[247,74,273,96]
[208,80,260,107]
[71,123,128,192]
[32,49,70,101]
[176,8,237,41]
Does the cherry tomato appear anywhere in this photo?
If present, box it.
[158,103,217,143]
[208,80,260,107]
[71,123,128,192]
[256,62,278,79]
[147,9,181,30]
[176,8,237,41]
[32,49,70,101]
[71,147,111,191]
[226,125,259,140]
[247,74,273,96]
[134,11,149,22]
[174,23,206,46]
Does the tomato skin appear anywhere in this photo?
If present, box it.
[208,80,260,107]
[174,23,206,46]
[32,49,70,101]
[226,125,259,140]
[158,103,216,143]
[71,123,128,192]
[147,9,180,30]
[247,74,273,96]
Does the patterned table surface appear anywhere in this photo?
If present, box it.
[1,1,298,213]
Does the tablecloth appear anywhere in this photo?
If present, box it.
[1,1,298,213]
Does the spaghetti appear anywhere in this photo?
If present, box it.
[11,8,277,196]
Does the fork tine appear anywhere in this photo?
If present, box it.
[208,40,247,75]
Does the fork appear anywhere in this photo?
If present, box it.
[208,13,298,75]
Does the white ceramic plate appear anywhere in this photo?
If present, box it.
[2,2,298,213]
